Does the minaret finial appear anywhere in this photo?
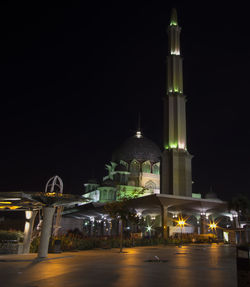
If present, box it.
[170,8,178,26]
[138,112,141,132]
[135,113,142,138]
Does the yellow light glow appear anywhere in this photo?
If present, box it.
[176,216,187,228]
[209,221,217,230]
[0,202,12,204]
[0,206,21,210]
[8,206,21,210]
[45,192,62,197]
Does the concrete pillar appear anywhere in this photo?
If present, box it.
[111,219,119,236]
[193,215,200,234]
[233,216,240,228]
[116,219,120,236]
[38,207,55,258]
[161,206,169,239]
[23,210,38,254]
[200,215,207,234]
[90,220,95,236]
[53,206,63,237]
[101,221,104,236]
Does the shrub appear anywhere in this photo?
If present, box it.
[30,237,40,253]
[0,230,23,242]
[29,234,214,254]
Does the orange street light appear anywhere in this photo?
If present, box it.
[209,221,217,230]
[177,220,186,228]
[177,217,187,228]
[177,217,187,245]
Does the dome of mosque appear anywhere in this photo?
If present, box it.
[205,190,218,199]
[112,132,161,163]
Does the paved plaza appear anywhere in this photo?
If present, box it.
[0,244,236,287]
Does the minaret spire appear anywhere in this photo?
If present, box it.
[135,113,142,138]
[161,9,192,197]
[170,8,178,26]
[164,8,184,149]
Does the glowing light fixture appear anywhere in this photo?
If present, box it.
[209,221,217,230]
[136,212,142,218]
[136,131,142,138]
[0,205,21,210]
[9,206,21,210]
[146,225,152,232]
[176,216,187,228]
[26,211,32,220]
[45,192,63,197]
[0,202,12,204]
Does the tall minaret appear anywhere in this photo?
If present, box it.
[161,8,192,197]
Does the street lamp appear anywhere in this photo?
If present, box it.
[209,221,217,230]
[177,217,187,245]
[209,221,217,240]
[146,225,152,237]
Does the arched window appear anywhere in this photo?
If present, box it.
[142,161,151,173]
[145,180,156,190]
[152,163,160,175]
[120,160,129,171]
[130,160,140,173]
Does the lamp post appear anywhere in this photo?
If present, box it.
[146,225,152,237]
[177,217,186,245]
[209,221,217,240]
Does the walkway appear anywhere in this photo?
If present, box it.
[0,244,236,287]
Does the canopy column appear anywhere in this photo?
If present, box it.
[161,205,170,239]
[23,210,38,254]
[38,207,55,258]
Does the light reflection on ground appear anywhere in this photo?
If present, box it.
[0,244,236,287]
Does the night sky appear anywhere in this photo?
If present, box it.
[1,1,250,200]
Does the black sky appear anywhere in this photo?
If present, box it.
[0,1,250,200]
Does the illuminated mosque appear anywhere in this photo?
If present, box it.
[60,9,237,241]
[0,9,245,257]
[84,8,190,202]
